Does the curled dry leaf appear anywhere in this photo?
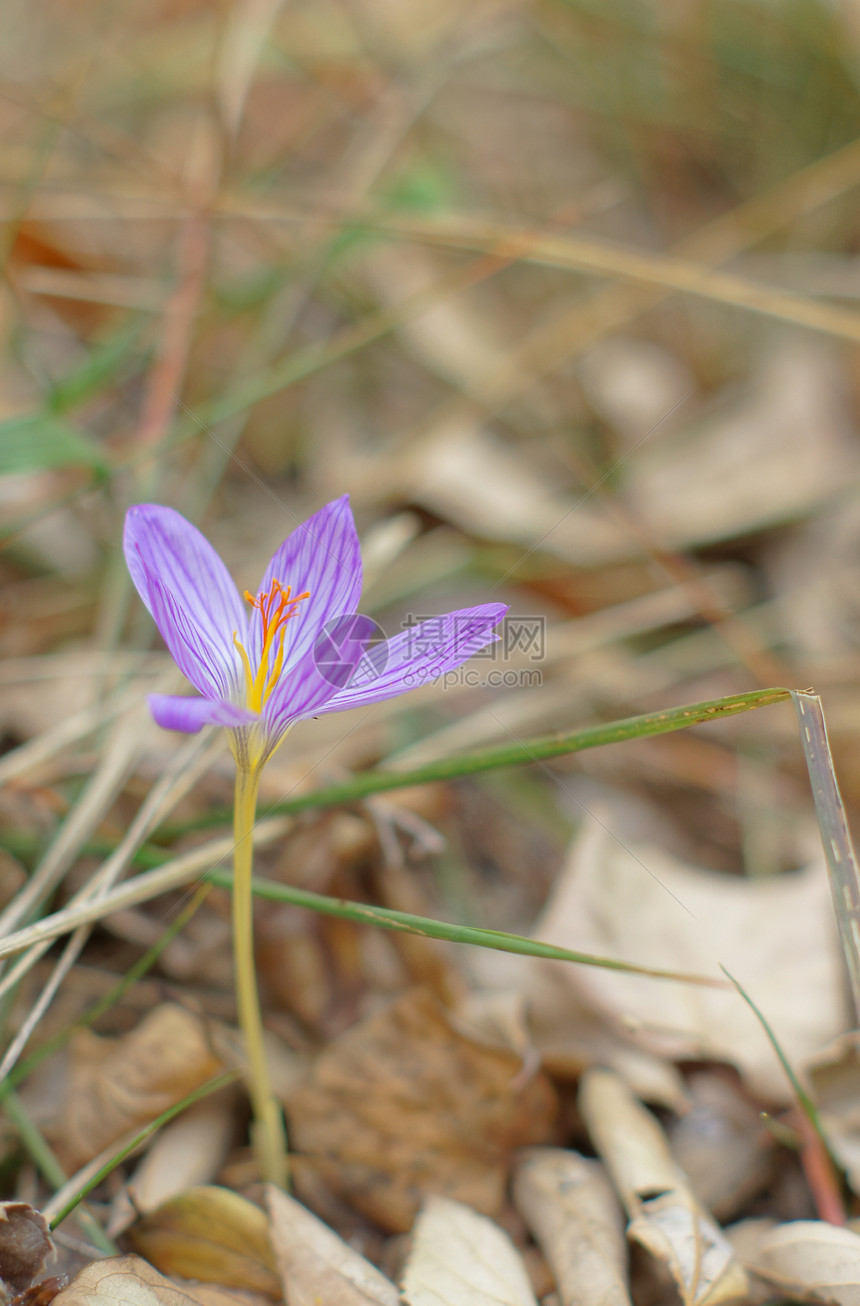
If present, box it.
[0,1203,53,1302]
[57,1005,223,1168]
[265,1185,399,1306]
[51,1255,271,1306]
[512,1148,631,1306]
[579,1069,748,1306]
[747,1220,860,1305]
[401,1196,538,1306]
[287,988,558,1232]
[127,1187,280,1299]
[11,1276,66,1306]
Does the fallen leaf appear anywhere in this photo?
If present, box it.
[127,1187,280,1299]
[377,420,625,567]
[287,988,558,1232]
[512,1148,631,1306]
[627,343,859,549]
[472,966,691,1113]
[57,1005,223,1168]
[401,1196,538,1306]
[746,1220,860,1305]
[51,1255,270,1306]
[529,816,846,1102]
[579,1068,748,1306]
[0,1203,54,1299]
[265,1185,399,1306]
[10,1276,66,1306]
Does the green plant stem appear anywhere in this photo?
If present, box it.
[233,765,287,1187]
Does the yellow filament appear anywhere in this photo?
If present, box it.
[233,633,255,700]
[232,581,310,713]
[264,639,286,700]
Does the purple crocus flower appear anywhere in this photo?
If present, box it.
[124,495,507,769]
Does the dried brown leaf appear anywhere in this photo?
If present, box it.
[401,1197,538,1306]
[627,343,858,549]
[0,1203,54,1300]
[52,1255,270,1306]
[512,1149,630,1306]
[265,1186,398,1306]
[532,817,846,1102]
[747,1220,860,1305]
[478,968,690,1112]
[57,1005,223,1168]
[580,1069,748,1306]
[127,1187,280,1300]
[287,988,558,1232]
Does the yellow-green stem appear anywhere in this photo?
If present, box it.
[233,764,288,1186]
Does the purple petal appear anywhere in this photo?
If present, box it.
[250,496,362,677]
[124,505,246,698]
[145,573,242,700]
[315,603,508,714]
[148,694,259,734]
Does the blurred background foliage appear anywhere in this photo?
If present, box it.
[4,0,860,873]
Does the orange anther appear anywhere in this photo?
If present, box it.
[235,580,311,712]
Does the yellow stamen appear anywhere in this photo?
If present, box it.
[264,639,286,700]
[233,632,255,699]
[233,579,310,713]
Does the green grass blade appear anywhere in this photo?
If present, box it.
[207,868,726,987]
[47,1071,238,1233]
[161,687,792,838]
[2,1089,117,1255]
[721,964,845,1222]
[48,320,144,414]
[0,412,109,477]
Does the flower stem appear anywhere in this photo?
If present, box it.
[233,764,288,1187]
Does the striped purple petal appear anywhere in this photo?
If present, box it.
[145,573,242,700]
[249,497,362,676]
[314,603,508,714]
[124,505,246,699]
[148,694,259,734]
